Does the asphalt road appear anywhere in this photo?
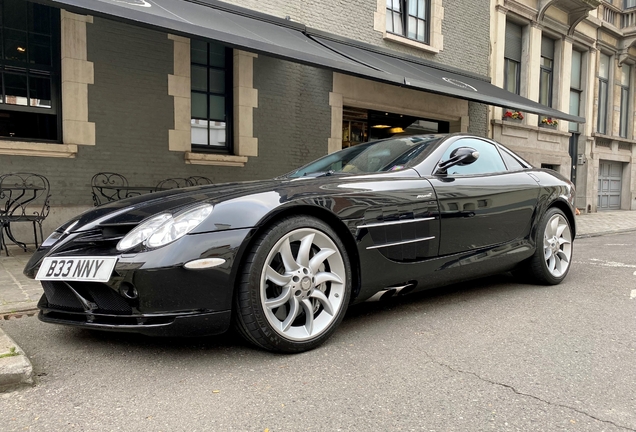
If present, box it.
[1,232,635,431]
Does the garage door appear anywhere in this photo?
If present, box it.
[598,160,622,210]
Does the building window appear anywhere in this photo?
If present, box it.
[386,0,430,45]
[619,65,631,138]
[0,0,60,141]
[625,0,636,9]
[539,37,554,109]
[190,39,232,152]
[504,21,522,95]
[597,53,610,135]
[569,50,583,133]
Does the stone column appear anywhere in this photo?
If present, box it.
[61,11,95,146]
[612,57,622,136]
[557,37,573,133]
[489,1,507,137]
[233,51,259,157]
[525,23,543,126]
[585,48,597,138]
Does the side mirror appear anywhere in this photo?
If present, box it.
[435,147,479,175]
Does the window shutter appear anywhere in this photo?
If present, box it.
[504,22,522,62]
[541,37,555,60]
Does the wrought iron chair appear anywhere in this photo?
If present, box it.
[186,176,213,186]
[91,172,129,206]
[0,173,51,255]
[156,178,190,190]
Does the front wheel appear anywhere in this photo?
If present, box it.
[233,216,352,353]
[517,207,573,285]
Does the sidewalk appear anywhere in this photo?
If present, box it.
[1,209,635,390]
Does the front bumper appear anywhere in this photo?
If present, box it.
[38,299,232,337]
[27,228,253,336]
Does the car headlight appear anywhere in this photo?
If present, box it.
[116,213,172,251]
[116,204,213,251]
[147,205,213,248]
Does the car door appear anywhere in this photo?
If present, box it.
[427,137,540,256]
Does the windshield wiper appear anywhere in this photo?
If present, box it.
[303,170,353,178]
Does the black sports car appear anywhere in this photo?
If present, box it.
[25,134,575,353]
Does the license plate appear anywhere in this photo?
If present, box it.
[36,257,118,282]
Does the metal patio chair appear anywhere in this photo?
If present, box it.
[0,173,51,255]
[186,176,213,186]
[156,178,190,190]
[91,172,129,206]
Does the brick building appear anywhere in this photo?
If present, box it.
[0,0,578,242]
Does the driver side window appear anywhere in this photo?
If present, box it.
[441,139,506,175]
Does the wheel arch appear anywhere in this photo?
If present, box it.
[547,198,576,239]
[230,204,362,303]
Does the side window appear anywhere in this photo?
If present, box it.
[440,138,506,175]
[499,147,526,171]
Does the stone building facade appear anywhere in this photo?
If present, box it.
[0,0,494,242]
[489,0,636,212]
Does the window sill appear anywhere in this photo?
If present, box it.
[591,132,636,145]
[492,119,571,136]
[184,152,248,167]
[0,141,78,158]
[383,32,439,54]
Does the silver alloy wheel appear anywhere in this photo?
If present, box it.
[543,213,572,277]
[260,228,346,341]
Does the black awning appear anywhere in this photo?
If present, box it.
[310,32,585,123]
[45,0,583,123]
[45,0,399,84]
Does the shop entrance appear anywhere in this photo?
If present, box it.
[342,107,450,148]
[598,160,622,210]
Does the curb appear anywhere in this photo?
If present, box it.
[0,302,39,316]
[0,327,33,391]
[576,228,636,239]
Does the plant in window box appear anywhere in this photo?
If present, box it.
[503,110,524,121]
[541,117,558,128]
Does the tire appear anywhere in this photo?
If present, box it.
[516,207,573,285]
[233,216,352,353]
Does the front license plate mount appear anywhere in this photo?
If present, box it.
[36,257,118,283]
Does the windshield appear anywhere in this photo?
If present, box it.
[285,136,442,178]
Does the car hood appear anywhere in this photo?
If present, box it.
[71,179,286,232]
[65,169,423,235]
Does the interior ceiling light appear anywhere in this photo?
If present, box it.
[16,46,26,52]
[389,127,404,133]
[371,124,391,129]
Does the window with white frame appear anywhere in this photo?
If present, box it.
[386,0,430,44]
[625,0,636,10]
[597,53,610,135]
[504,21,522,95]
[190,39,232,152]
[619,64,631,138]
[569,50,583,133]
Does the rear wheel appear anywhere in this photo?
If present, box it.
[233,216,351,353]
[516,207,573,285]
